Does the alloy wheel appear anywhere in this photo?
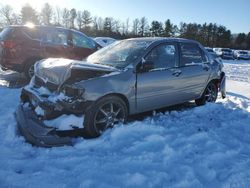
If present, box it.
[94,102,125,133]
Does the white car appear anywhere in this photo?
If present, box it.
[94,37,117,47]
[233,50,249,60]
[213,48,234,60]
[205,47,219,59]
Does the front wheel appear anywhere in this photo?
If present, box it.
[84,96,128,137]
[195,82,218,106]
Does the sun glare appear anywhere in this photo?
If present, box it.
[24,22,35,28]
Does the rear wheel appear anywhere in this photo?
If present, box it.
[24,58,41,79]
[195,81,218,106]
[84,96,128,137]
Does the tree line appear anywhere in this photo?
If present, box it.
[0,3,250,50]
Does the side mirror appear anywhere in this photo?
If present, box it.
[137,60,154,73]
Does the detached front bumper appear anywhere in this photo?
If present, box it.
[15,104,73,147]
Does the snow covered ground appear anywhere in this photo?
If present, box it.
[0,60,250,188]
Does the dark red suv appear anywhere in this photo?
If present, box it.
[0,25,100,78]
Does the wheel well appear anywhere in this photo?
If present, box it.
[24,56,43,68]
[210,79,220,88]
[97,93,130,113]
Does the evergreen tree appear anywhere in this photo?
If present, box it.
[235,33,247,49]
[164,19,174,37]
[20,4,39,24]
[150,21,164,37]
[69,8,77,28]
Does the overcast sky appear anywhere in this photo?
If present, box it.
[1,0,250,33]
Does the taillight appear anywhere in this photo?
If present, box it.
[1,41,16,49]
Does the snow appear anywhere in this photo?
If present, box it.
[44,114,84,130]
[0,60,250,187]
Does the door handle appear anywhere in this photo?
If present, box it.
[172,69,182,77]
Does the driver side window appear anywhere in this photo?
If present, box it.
[72,32,96,49]
[145,44,177,69]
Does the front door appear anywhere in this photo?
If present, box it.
[70,31,97,60]
[136,43,184,112]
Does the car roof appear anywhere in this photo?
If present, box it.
[7,25,74,32]
[125,37,200,44]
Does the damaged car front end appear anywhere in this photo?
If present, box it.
[16,58,121,147]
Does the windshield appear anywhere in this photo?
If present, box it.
[87,40,151,69]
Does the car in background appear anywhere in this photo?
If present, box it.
[16,37,226,147]
[233,50,250,60]
[213,48,234,60]
[94,37,117,47]
[0,25,100,78]
[205,47,219,59]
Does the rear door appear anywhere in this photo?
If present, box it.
[40,28,71,59]
[176,42,211,100]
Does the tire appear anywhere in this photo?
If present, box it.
[84,96,128,137]
[195,81,218,106]
[24,62,35,80]
[24,57,42,79]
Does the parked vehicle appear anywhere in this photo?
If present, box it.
[94,37,117,47]
[213,48,234,59]
[205,47,219,59]
[0,25,100,78]
[233,50,250,60]
[16,37,226,147]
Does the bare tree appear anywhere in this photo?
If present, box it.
[92,16,99,30]
[138,17,148,36]
[62,8,70,28]
[40,3,53,25]
[132,18,140,35]
[125,18,129,35]
[76,11,83,30]
[82,10,92,30]
[0,5,14,25]
[53,6,62,26]
[97,17,104,30]
[114,19,121,33]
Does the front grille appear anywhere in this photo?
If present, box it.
[34,76,58,91]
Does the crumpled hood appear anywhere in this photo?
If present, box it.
[35,58,119,85]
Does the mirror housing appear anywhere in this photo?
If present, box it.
[136,60,154,73]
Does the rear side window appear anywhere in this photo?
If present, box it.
[180,43,205,66]
[22,28,40,40]
[41,28,68,45]
[72,32,96,49]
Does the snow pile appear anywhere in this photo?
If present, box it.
[223,60,250,83]
[0,60,249,187]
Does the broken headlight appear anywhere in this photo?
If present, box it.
[61,85,85,98]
